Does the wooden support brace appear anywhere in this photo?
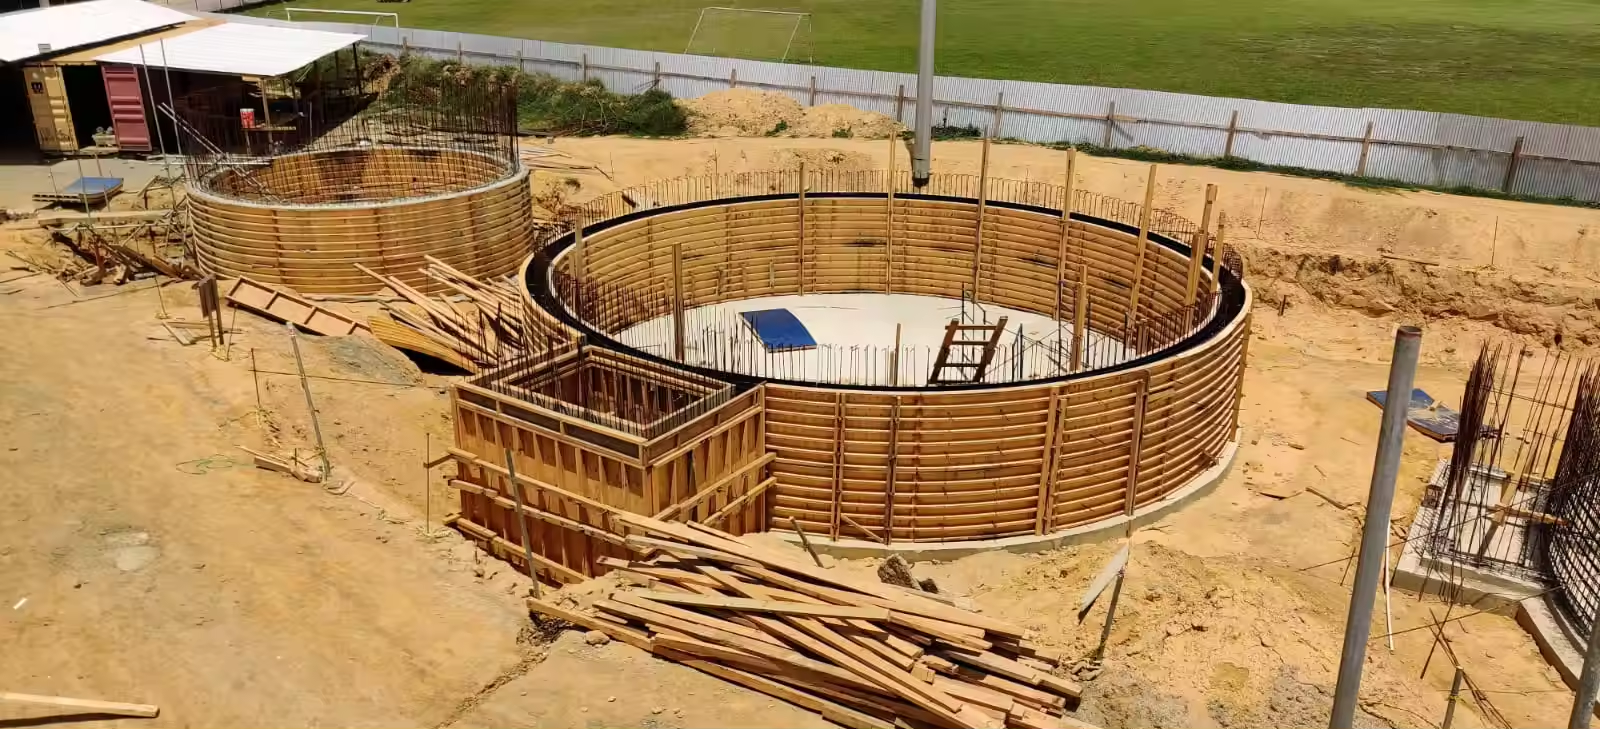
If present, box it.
[971,135,992,300]
[1034,387,1062,535]
[1122,376,1151,522]
[1184,184,1217,309]
[1127,164,1157,317]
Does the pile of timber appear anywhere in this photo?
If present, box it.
[529,513,1092,729]
[359,256,543,372]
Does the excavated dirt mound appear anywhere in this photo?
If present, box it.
[681,89,904,139]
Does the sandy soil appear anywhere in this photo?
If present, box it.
[681,89,903,139]
[5,130,1596,728]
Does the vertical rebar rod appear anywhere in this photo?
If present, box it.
[286,322,331,479]
[1330,325,1422,729]
[503,447,543,598]
[1443,667,1465,729]
[911,0,936,186]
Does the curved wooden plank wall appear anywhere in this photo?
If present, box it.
[189,147,534,294]
[515,175,1251,547]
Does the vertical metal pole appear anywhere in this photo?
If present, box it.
[1443,667,1465,729]
[286,322,331,479]
[1329,325,1422,729]
[911,0,936,187]
[503,447,542,598]
[1570,614,1600,729]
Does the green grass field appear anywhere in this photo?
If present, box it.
[245,0,1600,125]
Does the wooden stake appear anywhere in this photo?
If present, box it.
[729,68,737,88]
[991,91,1005,135]
[1053,148,1077,324]
[1103,101,1116,148]
[672,242,685,360]
[789,516,823,567]
[1127,164,1157,316]
[886,134,897,293]
[1502,135,1525,192]
[808,75,817,106]
[890,323,902,387]
[1184,184,1216,308]
[0,692,158,718]
[286,322,329,479]
[1034,387,1061,534]
[895,84,905,122]
[885,396,901,544]
[571,220,586,283]
[971,135,991,301]
[580,52,588,82]
[829,393,845,540]
[1123,376,1150,521]
[1223,110,1239,158]
[1211,213,1227,294]
[1072,264,1088,372]
[1356,121,1374,176]
[797,160,808,295]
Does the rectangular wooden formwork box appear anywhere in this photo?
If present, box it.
[448,346,772,584]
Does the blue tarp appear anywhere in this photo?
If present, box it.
[740,308,817,352]
[61,177,123,196]
[1366,388,1460,442]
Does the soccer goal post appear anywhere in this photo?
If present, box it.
[684,7,813,63]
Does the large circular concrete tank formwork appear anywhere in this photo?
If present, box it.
[178,79,533,295]
[501,167,1252,555]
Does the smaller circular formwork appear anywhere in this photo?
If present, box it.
[187,146,534,294]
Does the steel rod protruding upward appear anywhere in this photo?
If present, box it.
[1329,325,1422,729]
[911,0,936,187]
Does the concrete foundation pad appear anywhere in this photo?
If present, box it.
[774,435,1239,561]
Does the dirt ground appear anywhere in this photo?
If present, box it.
[5,131,1599,728]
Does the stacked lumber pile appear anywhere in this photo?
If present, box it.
[360,256,563,372]
[530,513,1091,729]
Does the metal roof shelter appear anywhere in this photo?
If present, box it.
[96,22,365,77]
[0,0,191,63]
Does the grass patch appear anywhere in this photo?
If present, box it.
[242,0,1600,125]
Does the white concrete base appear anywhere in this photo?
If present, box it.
[774,434,1240,561]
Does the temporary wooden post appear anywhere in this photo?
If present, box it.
[884,396,901,544]
[1211,212,1227,294]
[1184,184,1216,308]
[503,447,543,597]
[885,134,897,292]
[571,220,586,283]
[729,68,737,88]
[1072,264,1088,372]
[991,91,1005,136]
[829,393,845,540]
[895,84,906,122]
[456,40,463,63]
[653,61,661,85]
[1123,377,1150,518]
[1502,136,1525,192]
[1103,101,1116,148]
[971,135,991,301]
[671,242,686,359]
[1034,387,1061,534]
[516,48,526,72]
[808,75,817,106]
[1053,148,1078,323]
[1126,164,1157,316]
[890,323,902,387]
[797,160,808,294]
[1223,110,1239,158]
[580,53,588,82]
[1355,121,1375,176]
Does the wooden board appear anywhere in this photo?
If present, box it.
[225,277,367,337]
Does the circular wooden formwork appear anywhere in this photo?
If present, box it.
[522,188,1252,546]
[188,147,534,295]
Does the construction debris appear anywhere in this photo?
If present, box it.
[1,691,159,718]
[529,514,1092,729]
[360,256,544,372]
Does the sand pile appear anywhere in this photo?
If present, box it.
[681,89,905,139]
[681,88,804,136]
[790,103,904,139]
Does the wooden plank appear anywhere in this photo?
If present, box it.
[225,276,366,336]
[525,598,654,651]
[0,692,159,718]
[624,536,763,567]
[629,589,892,620]
[654,453,776,520]
[1126,164,1157,316]
[600,596,788,649]
[935,647,1082,700]
[703,477,778,527]
[656,649,897,729]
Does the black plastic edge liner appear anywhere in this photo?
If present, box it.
[525,191,1248,393]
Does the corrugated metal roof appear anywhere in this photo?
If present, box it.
[96,22,364,77]
[48,18,220,65]
[0,0,192,63]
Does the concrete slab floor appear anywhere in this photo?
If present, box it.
[0,158,171,212]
